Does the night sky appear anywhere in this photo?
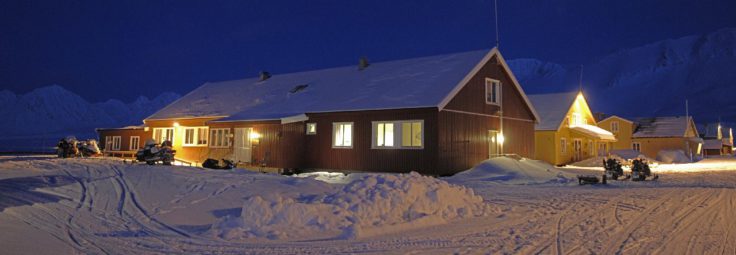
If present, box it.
[1,0,735,102]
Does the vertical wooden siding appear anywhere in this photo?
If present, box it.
[304,108,438,174]
[97,129,150,151]
[438,55,536,174]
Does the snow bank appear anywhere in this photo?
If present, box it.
[444,157,574,185]
[210,172,491,240]
[656,149,692,164]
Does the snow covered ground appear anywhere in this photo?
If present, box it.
[1,156,736,254]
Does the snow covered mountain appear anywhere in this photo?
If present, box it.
[0,85,179,137]
[508,27,736,123]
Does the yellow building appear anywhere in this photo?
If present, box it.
[632,117,703,160]
[597,115,703,161]
[597,115,634,150]
[528,91,616,166]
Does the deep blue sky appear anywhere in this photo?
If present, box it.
[1,0,735,102]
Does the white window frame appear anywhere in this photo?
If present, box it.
[332,122,354,149]
[306,123,317,135]
[105,136,112,150]
[153,128,175,144]
[209,128,231,148]
[129,136,140,151]
[112,136,121,151]
[183,126,209,147]
[561,137,567,154]
[611,121,619,133]
[485,78,501,105]
[632,142,641,152]
[371,120,425,149]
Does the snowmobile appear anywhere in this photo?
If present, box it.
[603,157,624,180]
[202,158,235,170]
[77,139,102,157]
[56,136,79,158]
[135,139,176,165]
[630,158,658,181]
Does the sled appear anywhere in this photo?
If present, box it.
[577,175,606,185]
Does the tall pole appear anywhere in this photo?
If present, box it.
[578,65,584,92]
[494,0,500,49]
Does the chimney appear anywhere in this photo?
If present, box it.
[259,71,272,81]
[358,57,370,70]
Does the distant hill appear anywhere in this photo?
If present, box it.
[508,27,736,123]
[0,85,179,151]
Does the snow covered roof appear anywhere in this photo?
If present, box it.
[632,116,697,138]
[146,48,538,122]
[95,125,145,131]
[703,139,725,150]
[526,92,579,130]
[599,115,633,124]
[569,124,617,141]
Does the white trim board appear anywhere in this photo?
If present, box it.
[437,47,540,123]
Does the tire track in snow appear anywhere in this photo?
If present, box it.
[110,165,191,238]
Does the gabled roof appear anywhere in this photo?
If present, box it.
[632,116,698,138]
[145,48,539,122]
[526,92,579,130]
[599,115,633,124]
[699,122,728,139]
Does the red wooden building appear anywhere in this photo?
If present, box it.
[103,48,539,175]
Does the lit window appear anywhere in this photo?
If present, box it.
[306,123,317,135]
[371,120,423,149]
[571,113,583,126]
[376,122,394,147]
[485,78,501,105]
[153,128,174,143]
[561,138,567,154]
[112,136,121,151]
[333,122,353,148]
[183,127,208,146]
[130,136,140,150]
[209,128,231,148]
[401,121,423,147]
[611,121,619,132]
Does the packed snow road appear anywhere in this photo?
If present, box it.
[1,157,736,254]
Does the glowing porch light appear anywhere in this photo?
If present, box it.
[173,122,180,127]
[249,131,262,140]
[497,133,505,144]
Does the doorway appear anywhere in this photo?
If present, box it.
[488,130,500,158]
[234,128,253,163]
[573,139,582,162]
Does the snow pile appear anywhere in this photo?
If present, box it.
[210,172,491,240]
[444,157,574,185]
[656,149,692,164]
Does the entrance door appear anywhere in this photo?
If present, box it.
[573,139,583,162]
[598,143,607,156]
[234,128,253,163]
[489,130,500,158]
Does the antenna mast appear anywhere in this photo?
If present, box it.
[578,65,584,92]
[494,0,500,48]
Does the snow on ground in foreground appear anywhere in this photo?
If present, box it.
[2,156,736,254]
[211,172,491,240]
[444,157,575,185]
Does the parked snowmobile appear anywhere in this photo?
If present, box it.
[202,158,235,170]
[630,158,658,181]
[135,139,176,165]
[603,157,624,180]
[77,139,102,157]
[56,136,79,158]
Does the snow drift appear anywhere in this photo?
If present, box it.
[657,149,692,164]
[444,157,574,185]
[210,172,491,240]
